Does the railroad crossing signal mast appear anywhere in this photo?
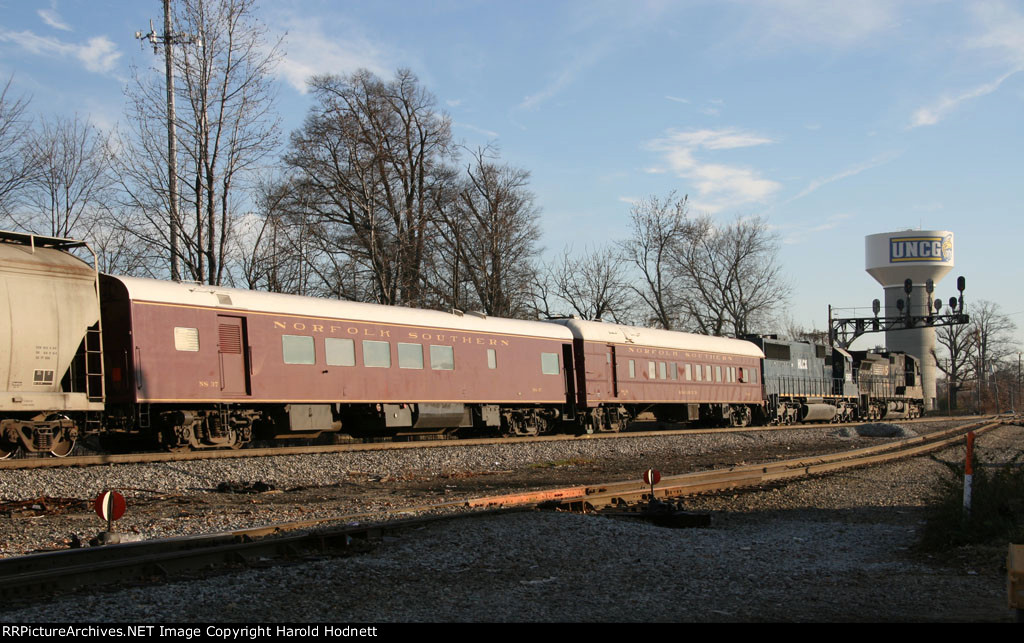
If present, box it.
[828,275,969,349]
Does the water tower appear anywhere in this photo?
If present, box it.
[865,230,954,410]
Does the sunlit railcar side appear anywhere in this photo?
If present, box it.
[100,274,577,448]
[0,231,103,457]
[546,318,764,431]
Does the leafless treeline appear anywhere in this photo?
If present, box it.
[534,192,792,335]
[933,299,1021,411]
[0,0,794,337]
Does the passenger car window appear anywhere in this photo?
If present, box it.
[541,352,560,375]
[430,345,455,370]
[487,348,497,370]
[283,335,315,365]
[398,343,424,369]
[174,327,200,352]
[362,340,391,368]
[325,338,355,366]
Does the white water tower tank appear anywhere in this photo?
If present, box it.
[865,230,954,411]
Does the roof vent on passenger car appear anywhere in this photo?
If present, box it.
[216,294,232,306]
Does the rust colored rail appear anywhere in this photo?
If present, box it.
[458,418,1005,510]
[520,419,1004,511]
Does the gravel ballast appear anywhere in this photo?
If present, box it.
[1,420,1020,622]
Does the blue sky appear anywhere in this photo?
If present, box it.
[1,0,1022,348]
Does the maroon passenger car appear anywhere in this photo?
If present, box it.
[100,275,576,448]
[546,319,765,430]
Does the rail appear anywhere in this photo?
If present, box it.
[0,417,1006,600]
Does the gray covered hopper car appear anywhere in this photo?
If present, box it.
[0,231,103,457]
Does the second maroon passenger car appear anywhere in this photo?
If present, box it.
[547,318,765,430]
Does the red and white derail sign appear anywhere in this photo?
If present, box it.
[643,469,661,486]
[93,490,127,522]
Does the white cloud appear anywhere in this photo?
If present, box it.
[665,95,690,104]
[968,1,1024,66]
[272,17,395,93]
[656,128,774,151]
[773,214,853,245]
[454,122,499,139]
[77,36,120,74]
[518,44,606,111]
[730,0,898,51]
[0,30,120,73]
[38,6,72,32]
[790,151,900,202]
[909,68,1020,128]
[645,128,779,213]
[908,3,1024,129]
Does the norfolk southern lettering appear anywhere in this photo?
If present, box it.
[889,235,953,263]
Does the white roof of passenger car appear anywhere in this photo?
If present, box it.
[546,318,765,358]
[107,275,575,341]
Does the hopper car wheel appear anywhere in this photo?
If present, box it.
[49,436,76,458]
[43,415,77,457]
[0,441,19,459]
[730,406,751,427]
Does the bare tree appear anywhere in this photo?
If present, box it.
[933,318,974,410]
[233,175,328,295]
[780,315,829,344]
[434,146,541,318]
[117,0,281,284]
[617,192,689,329]
[933,300,1018,411]
[14,114,114,239]
[0,77,34,221]
[535,245,635,323]
[284,68,455,307]
[971,299,1019,383]
[671,214,790,337]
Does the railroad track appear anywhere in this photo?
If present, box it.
[0,415,1008,600]
[0,414,989,470]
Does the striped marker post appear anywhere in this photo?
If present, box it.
[963,432,974,520]
[94,490,127,533]
[643,469,661,501]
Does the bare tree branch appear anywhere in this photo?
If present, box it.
[617,191,688,329]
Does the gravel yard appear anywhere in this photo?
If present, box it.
[1,419,1021,622]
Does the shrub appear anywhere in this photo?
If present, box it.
[917,449,1024,551]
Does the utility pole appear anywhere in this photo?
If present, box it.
[136,0,199,282]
